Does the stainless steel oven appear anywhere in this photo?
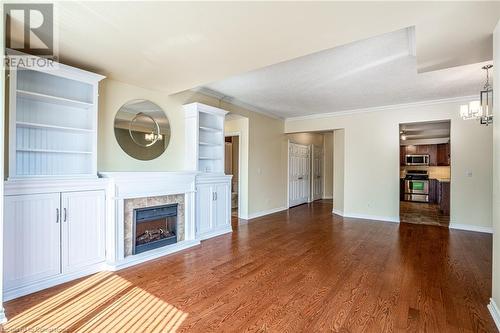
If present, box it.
[405,154,430,166]
[404,179,429,202]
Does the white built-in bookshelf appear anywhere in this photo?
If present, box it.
[184,103,228,174]
[8,55,105,179]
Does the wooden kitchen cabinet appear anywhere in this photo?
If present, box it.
[428,179,438,203]
[437,181,450,215]
[437,143,450,166]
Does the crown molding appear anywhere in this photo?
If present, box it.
[192,87,283,120]
[285,95,477,122]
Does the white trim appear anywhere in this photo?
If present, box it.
[332,208,344,216]
[224,132,243,220]
[323,196,333,200]
[192,87,283,120]
[449,223,493,234]
[343,212,400,223]
[285,95,477,122]
[106,240,201,271]
[197,226,233,241]
[0,308,6,324]
[488,298,500,331]
[243,206,288,220]
[4,263,106,301]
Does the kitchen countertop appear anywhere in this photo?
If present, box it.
[400,177,450,183]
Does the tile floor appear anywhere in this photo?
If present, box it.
[399,201,450,227]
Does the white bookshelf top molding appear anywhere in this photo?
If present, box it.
[6,49,105,84]
[183,102,229,117]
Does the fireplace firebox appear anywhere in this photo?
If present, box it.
[133,204,178,254]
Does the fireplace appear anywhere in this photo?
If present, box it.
[133,204,178,255]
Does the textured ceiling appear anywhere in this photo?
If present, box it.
[48,2,499,94]
[202,28,492,118]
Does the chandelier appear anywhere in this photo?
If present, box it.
[460,64,493,126]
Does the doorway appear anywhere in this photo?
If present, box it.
[225,135,240,217]
[399,120,451,227]
[311,145,323,201]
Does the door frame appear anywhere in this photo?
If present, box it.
[311,144,323,202]
[287,140,311,208]
[224,132,241,218]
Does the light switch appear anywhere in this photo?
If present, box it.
[466,170,473,177]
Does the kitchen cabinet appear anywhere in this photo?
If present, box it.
[4,190,106,299]
[400,179,405,201]
[400,143,449,166]
[437,143,450,166]
[438,182,450,215]
[429,179,438,203]
[195,175,232,240]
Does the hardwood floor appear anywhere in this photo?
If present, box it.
[2,200,495,332]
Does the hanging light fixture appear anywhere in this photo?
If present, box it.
[460,64,494,125]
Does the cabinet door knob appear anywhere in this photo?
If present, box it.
[56,208,60,223]
[63,208,67,222]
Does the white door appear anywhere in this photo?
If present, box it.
[288,142,310,207]
[61,190,105,273]
[312,145,323,201]
[4,193,61,289]
[196,184,213,237]
[214,182,230,228]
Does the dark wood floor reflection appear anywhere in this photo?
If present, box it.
[400,201,450,227]
[3,200,495,332]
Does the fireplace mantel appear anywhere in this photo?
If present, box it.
[99,172,199,270]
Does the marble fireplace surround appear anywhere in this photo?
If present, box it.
[100,172,199,270]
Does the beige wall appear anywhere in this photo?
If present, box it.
[286,100,493,226]
[287,132,324,146]
[492,19,500,312]
[323,132,334,199]
[333,129,345,214]
[98,79,286,218]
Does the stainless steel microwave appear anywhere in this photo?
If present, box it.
[405,154,429,166]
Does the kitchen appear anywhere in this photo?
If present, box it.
[399,121,451,227]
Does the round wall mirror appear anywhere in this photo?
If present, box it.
[114,99,171,160]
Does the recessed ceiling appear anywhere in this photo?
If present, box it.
[201,28,493,119]
[35,2,500,95]
[400,120,451,146]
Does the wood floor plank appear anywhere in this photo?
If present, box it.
[2,200,497,332]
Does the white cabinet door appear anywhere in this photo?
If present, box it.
[61,190,105,273]
[214,183,230,228]
[4,193,61,289]
[288,143,310,207]
[312,145,323,201]
[196,184,213,237]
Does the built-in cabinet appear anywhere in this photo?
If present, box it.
[4,53,107,301]
[4,189,106,300]
[195,176,232,240]
[184,103,232,240]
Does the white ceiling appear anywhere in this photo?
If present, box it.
[39,2,500,95]
[202,28,493,119]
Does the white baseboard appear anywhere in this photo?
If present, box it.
[245,206,287,220]
[449,223,493,234]
[3,263,106,301]
[342,212,400,223]
[0,308,7,324]
[107,239,201,271]
[322,196,333,200]
[197,226,233,241]
[488,298,500,331]
[332,209,344,216]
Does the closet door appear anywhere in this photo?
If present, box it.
[4,193,61,289]
[288,143,310,207]
[61,190,105,273]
